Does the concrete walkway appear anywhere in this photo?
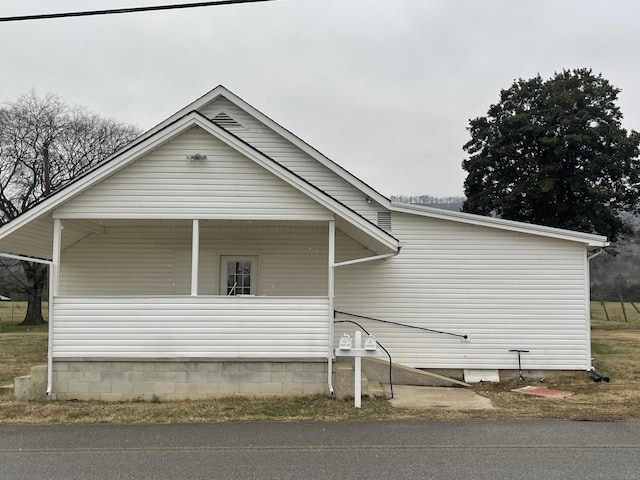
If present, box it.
[384,385,494,410]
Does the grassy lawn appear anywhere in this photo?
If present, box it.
[0,301,49,333]
[0,302,49,385]
[0,302,638,424]
[591,301,640,324]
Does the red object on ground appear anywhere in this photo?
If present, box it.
[512,386,574,398]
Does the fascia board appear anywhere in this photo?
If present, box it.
[391,202,609,248]
[193,115,399,252]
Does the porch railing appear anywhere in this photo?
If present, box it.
[52,296,330,358]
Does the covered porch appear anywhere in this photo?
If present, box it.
[29,216,396,399]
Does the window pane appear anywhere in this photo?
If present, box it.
[221,257,256,295]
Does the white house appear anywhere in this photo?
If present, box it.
[0,86,608,401]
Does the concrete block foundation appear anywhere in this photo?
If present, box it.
[51,358,328,401]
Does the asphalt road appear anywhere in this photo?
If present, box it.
[1,420,639,480]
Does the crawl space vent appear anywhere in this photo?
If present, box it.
[377,211,392,231]
[212,112,243,129]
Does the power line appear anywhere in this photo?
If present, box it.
[0,0,276,23]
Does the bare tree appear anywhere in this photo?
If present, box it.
[0,92,141,324]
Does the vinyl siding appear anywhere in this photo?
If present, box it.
[54,126,332,221]
[200,98,384,222]
[52,296,329,358]
[334,212,590,371]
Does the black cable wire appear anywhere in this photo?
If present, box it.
[0,0,276,23]
[334,319,394,399]
[334,310,468,339]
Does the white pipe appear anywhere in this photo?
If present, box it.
[587,248,605,261]
[327,220,335,395]
[47,219,62,397]
[582,247,605,371]
[333,252,398,268]
[586,248,604,370]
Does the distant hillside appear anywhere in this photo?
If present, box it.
[391,195,464,212]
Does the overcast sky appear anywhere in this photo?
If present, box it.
[1,0,639,197]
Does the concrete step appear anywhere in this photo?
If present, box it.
[0,384,14,400]
[367,380,385,398]
[334,360,382,399]
[14,364,47,401]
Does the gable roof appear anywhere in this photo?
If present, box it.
[138,85,393,208]
[0,109,399,258]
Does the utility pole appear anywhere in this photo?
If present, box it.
[42,144,51,195]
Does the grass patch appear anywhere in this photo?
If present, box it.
[0,396,401,425]
[0,333,48,385]
[0,324,48,334]
[0,301,48,327]
[0,301,49,334]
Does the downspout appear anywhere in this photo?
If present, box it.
[328,242,400,395]
[587,248,604,261]
[586,247,604,373]
[327,220,335,395]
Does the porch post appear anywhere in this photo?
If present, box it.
[47,218,62,397]
[51,219,62,295]
[328,219,335,394]
[191,219,199,296]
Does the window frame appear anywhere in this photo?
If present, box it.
[219,255,258,296]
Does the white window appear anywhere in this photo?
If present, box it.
[220,256,257,295]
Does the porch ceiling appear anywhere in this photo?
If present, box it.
[0,217,395,261]
[0,214,54,259]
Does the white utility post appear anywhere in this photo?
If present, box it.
[335,330,380,408]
